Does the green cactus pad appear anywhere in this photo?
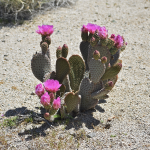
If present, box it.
[64,92,81,113]
[109,75,118,86]
[91,87,110,99]
[56,84,66,97]
[60,104,67,119]
[89,58,106,83]
[31,53,51,82]
[101,63,122,81]
[80,41,90,71]
[73,95,81,113]
[110,49,120,66]
[56,46,62,58]
[69,55,85,92]
[88,45,111,69]
[79,78,99,111]
[46,48,51,60]
[56,57,70,83]
[43,71,56,82]
[62,44,68,58]
[62,75,71,92]
[41,42,48,54]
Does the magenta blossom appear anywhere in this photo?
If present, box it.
[98,26,108,39]
[86,23,100,34]
[81,25,88,33]
[43,79,61,93]
[114,35,124,49]
[40,92,50,106]
[35,83,45,97]
[53,97,61,110]
[36,25,54,36]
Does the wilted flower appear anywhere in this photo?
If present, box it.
[53,97,61,110]
[40,92,50,106]
[35,83,44,97]
[43,79,61,93]
[36,25,54,36]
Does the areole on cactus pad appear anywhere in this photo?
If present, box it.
[31,24,127,122]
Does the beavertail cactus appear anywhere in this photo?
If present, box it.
[31,23,127,121]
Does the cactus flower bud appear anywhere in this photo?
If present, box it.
[101,56,107,64]
[107,38,115,49]
[90,37,98,47]
[41,42,48,54]
[105,81,114,90]
[81,25,88,41]
[35,83,44,97]
[56,46,62,58]
[44,36,51,46]
[93,50,100,60]
[116,63,122,69]
[53,97,61,110]
[62,44,68,58]
[40,92,50,107]
[49,92,55,101]
[44,112,50,120]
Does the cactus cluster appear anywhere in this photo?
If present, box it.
[31,24,127,121]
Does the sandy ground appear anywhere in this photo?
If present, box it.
[0,0,150,149]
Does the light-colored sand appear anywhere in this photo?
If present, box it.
[0,0,150,149]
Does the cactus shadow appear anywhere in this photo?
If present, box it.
[3,104,106,141]
[4,107,54,139]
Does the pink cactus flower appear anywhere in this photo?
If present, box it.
[53,97,61,110]
[36,25,54,36]
[40,92,50,106]
[98,26,108,39]
[81,25,88,33]
[114,35,124,49]
[125,42,127,45]
[35,83,45,97]
[43,79,61,93]
[86,23,100,34]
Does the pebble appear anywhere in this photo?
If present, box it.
[87,132,96,138]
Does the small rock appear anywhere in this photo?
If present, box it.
[25,124,33,130]
[69,129,76,136]
[58,134,65,140]
[31,92,35,95]
[2,40,5,42]
[17,39,22,42]
[107,116,115,122]
[87,132,96,138]
[104,123,111,129]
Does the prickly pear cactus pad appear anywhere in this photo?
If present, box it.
[31,24,127,122]
[69,55,85,92]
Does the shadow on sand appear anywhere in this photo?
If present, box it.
[4,99,107,140]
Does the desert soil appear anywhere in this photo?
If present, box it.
[0,0,150,149]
